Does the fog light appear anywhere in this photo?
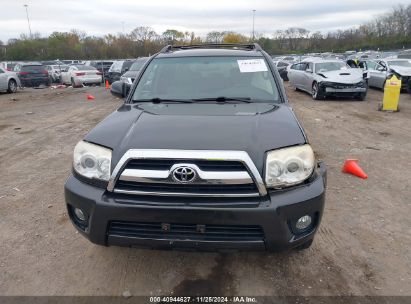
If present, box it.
[296,215,312,230]
[74,208,86,222]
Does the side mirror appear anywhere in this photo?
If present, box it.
[306,68,312,73]
[124,67,129,72]
[110,81,131,99]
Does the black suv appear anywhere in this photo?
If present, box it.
[14,62,50,87]
[64,44,326,251]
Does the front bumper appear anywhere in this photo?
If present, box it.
[64,162,326,251]
[325,87,367,93]
[320,82,367,97]
[74,76,102,85]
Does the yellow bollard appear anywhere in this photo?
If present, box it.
[381,75,401,111]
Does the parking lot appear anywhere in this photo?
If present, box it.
[0,84,410,296]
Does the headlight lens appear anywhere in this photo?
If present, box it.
[265,145,315,188]
[73,141,112,181]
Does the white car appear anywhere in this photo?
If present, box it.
[60,65,102,87]
[0,67,21,93]
[288,59,367,100]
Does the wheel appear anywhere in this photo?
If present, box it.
[295,239,313,251]
[312,82,323,100]
[71,78,77,88]
[7,79,17,93]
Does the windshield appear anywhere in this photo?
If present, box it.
[315,62,348,73]
[387,60,411,67]
[129,58,148,71]
[22,65,44,72]
[132,56,279,102]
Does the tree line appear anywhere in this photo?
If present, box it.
[0,4,410,61]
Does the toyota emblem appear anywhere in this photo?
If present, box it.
[172,166,197,183]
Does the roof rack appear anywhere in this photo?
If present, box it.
[160,43,262,53]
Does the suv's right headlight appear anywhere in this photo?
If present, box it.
[265,144,315,189]
[73,141,112,182]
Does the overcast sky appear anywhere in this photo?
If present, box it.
[0,0,408,42]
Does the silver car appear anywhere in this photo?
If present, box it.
[0,67,21,93]
[367,59,411,92]
[288,59,367,100]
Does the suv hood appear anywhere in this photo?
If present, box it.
[317,69,363,83]
[84,103,306,173]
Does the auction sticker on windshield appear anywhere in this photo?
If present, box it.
[237,59,268,73]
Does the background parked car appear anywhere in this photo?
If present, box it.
[41,60,64,66]
[0,66,21,93]
[107,59,135,84]
[13,62,50,87]
[274,60,291,81]
[1,62,19,72]
[44,64,68,83]
[119,57,149,84]
[61,60,84,65]
[288,59,367,100]
[368,59,411,92]
[85,61,114,82]
[60,65,102,87]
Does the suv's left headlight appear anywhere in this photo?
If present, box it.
[73,141,112,181]
[265,144,315,189]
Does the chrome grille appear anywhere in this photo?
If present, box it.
[107,150,266,197]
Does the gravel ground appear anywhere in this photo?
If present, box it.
[0,84,410,296]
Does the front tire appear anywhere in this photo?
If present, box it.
[312,82,324,100]
[7,79,17,93]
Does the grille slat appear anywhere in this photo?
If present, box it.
[116,180,258,195]
[109,221,264,241]
[126,159,247,171]
[112,226,262,236]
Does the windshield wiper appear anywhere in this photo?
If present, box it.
[132,98,194,103]
[192,97,253,103]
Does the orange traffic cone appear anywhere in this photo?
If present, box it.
[105,80,110,89]
[86,94,95,100]
[342,159,368,179]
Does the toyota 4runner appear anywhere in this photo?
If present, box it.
[64,44,327,251]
